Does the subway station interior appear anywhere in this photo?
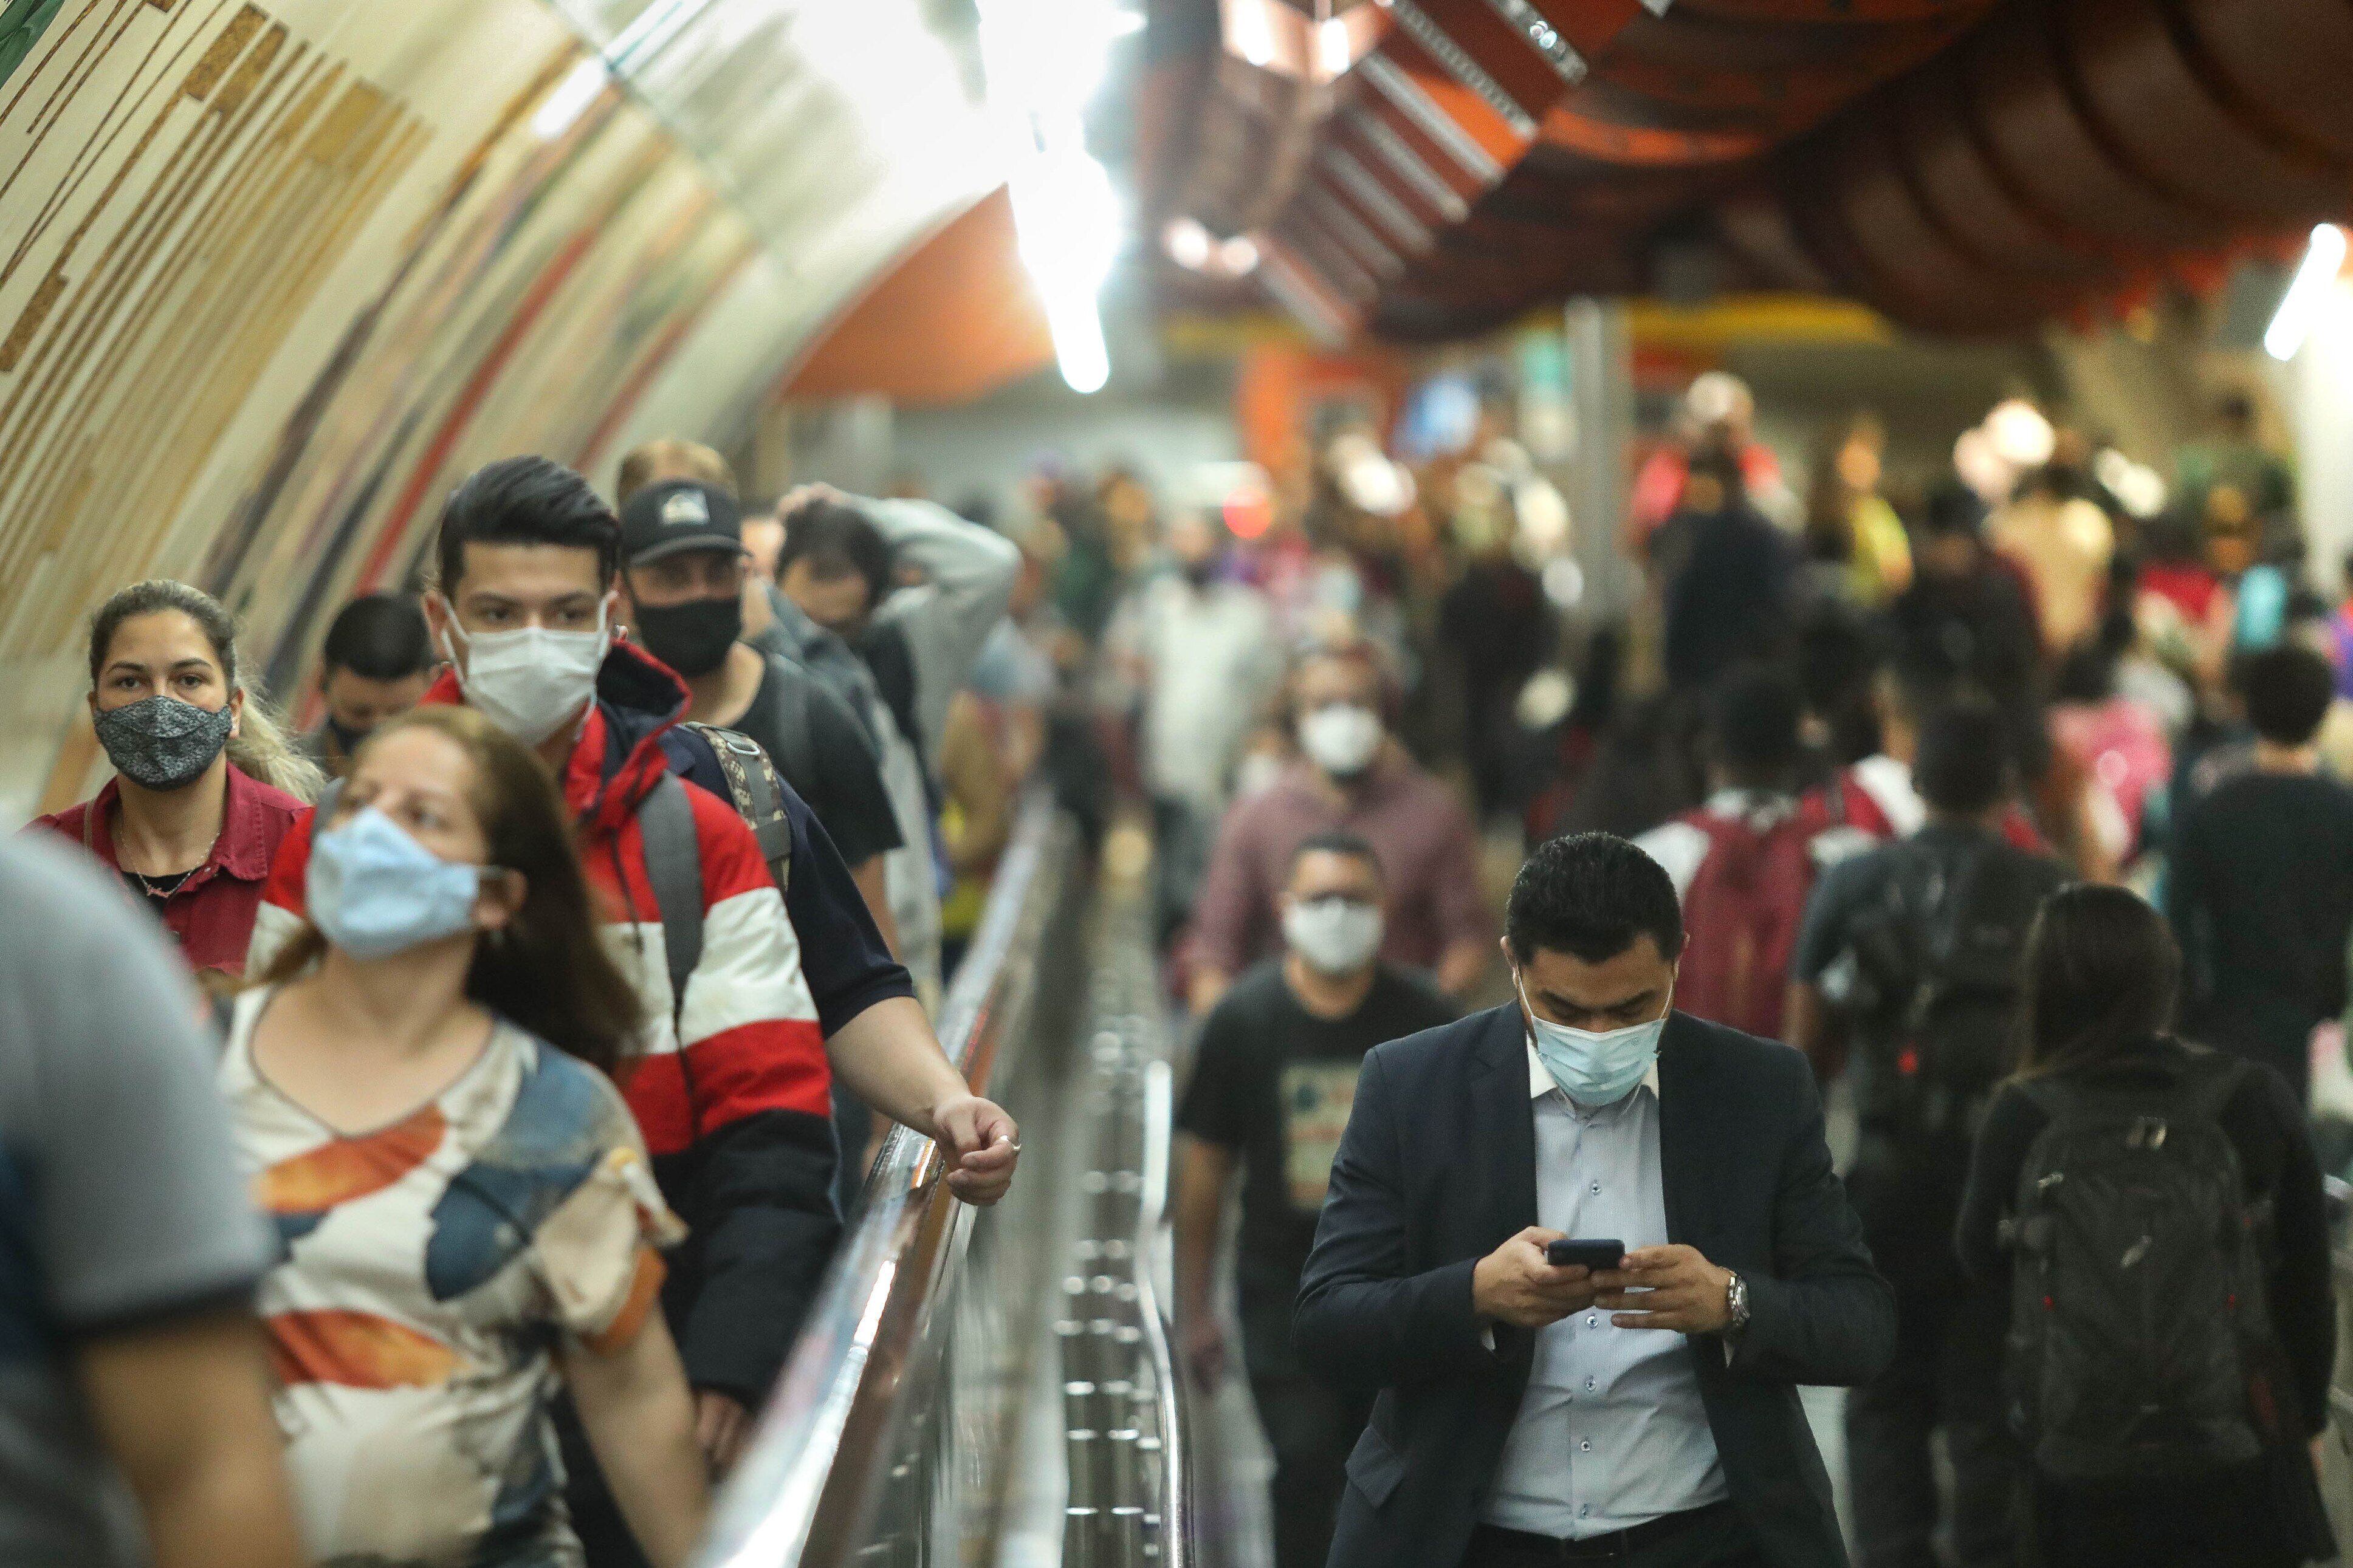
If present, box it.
[16,1,2353,1566]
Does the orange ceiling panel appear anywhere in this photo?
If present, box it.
[781,186,1055,406]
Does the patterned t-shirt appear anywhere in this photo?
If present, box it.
[221,990,684,1568]
[1173,959,1456,1377]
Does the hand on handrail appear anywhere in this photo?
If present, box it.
[1180,1317,1228,1391]
[934,1094,1021,1205]
[695,1391,754,1476]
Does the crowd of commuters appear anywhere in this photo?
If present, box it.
[1129,374,2347,1568]
[10,362,2353,1568]
[11,441,1036,1568]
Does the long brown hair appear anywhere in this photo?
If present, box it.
[2013,883,2180,1078]
[254,705,643,1075]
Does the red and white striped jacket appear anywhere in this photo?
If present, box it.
[249,646,837,1400]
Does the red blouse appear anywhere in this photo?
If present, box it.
[35,764,307,976]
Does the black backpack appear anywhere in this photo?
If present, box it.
[2001,1051,2286,1482]
[1843,838,2061,1143]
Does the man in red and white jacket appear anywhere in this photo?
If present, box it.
[251,459,1017,1498]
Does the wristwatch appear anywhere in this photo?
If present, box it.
[1724,1270,1751,1337]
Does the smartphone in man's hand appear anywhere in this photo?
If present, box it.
[1545,1238,1626,1272]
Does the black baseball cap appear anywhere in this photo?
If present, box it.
[619,479,745,566]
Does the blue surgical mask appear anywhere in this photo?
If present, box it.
[1517,976,1670,1107]
[306,807,486,959]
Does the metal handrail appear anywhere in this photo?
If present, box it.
[1054,892,1192,1568]
[694,790,1064,1568]
[1136,1057,1192,1566]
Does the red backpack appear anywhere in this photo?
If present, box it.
[1674,807,1816,1040]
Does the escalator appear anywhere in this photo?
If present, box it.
[692,799,1195,1568]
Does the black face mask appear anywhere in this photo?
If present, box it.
[323,714,372,756]
[634,595,743,677]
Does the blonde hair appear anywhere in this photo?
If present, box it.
[86,580,327,804]
[616,438,736,504]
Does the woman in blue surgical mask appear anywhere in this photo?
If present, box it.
[228,706,710,1568]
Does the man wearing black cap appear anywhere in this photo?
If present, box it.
[619,479,905,938]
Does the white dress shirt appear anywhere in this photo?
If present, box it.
[1480,1044,1731,1538]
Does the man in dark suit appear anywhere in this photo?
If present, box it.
[1296,832,1894,1568]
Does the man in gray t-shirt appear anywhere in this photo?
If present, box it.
[0,835,301,1568]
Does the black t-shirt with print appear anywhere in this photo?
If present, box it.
[1176,958,1455,1373]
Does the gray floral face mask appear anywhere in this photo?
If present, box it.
[94,696,235,792]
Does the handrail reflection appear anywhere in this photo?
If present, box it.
[693,790,1064,1568]
[1138,1055,1192,1566]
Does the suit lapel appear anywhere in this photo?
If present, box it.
[1471,1006,1539,1244]
[1657,1013,1711,1248]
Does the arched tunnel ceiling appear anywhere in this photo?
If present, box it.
[1152,0,2353,340]
[0,0,1023,818]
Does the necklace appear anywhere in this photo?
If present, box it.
[111,804,222,903]
[130,865,199,899]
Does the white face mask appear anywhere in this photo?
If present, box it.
[442,605,609,747]
[1298,702,1383,778]
[1283,895,1384,975]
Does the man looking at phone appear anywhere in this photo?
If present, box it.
[1296,833,1892,1568]
[1175,832,1455,1568]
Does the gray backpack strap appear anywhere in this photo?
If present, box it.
[683,722,793,892]
[638,772,704,1024]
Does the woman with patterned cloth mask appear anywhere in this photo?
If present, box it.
[33,580,321,977]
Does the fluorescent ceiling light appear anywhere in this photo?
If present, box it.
[1983,397,2055,470]
[2266,224,2348,362]
[979,0,1133,394]
[1164,217,1261,279]
[1165,216,1214,270]
[1318,17,1354,77]
[1232,0,1277,67]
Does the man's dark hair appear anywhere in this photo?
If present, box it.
[2050,642,2115,705]
[1683,446,1745,508]
[2284,586,2329,632]
[1290,829,1384,882]
[435,456,619,593]
[1707,663,1804,787]
[321,593,433,680]
[1506,833,1683,966]
[1920,483,1988,541]
[777,498,892,604]
[1914,699,2009,817]
[2238,644,2336,747]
